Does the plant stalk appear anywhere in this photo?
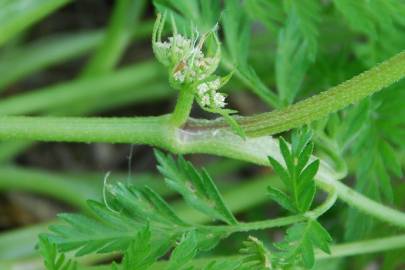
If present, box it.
[170,87,195,127]
[241,50,405,136]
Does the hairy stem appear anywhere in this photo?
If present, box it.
[241,50,405,136]
[0,116,404,227]
[0,115,174,148]
[170,87,195,127]
[0,53,404,228]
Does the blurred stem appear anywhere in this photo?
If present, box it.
[81,0,146,76]
[0,21,154,90]
[0,32,102,90]
[0,61,163,115]
[0,0,71,46]
[0,81,171,163]
[0,166,174,212]
[0,166,99,211]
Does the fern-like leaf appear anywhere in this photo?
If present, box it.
[240,236,271,270]
[276,10,312,105]
[155,150,238,225]
[268,128,318,213]
[38,235,77,270]
[272,220,332,269]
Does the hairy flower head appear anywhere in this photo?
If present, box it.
[152,12,221,88]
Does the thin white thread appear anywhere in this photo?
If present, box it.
[127,144,134,182]
[103,171,119,213]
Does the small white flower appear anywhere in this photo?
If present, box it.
[208,79,221,90]
[173,70,185,82]
[213,92,226,108]
[197,83,209,95]
[196,78,227,109]
[201,94,210,107]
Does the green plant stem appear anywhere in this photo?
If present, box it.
[170,87,195,127]
[0,81,170,163]
[332,180,405,228]
[0,61,163,115]
[240,50,405,136]
[81,0,146,76]
[0,32,102,90]
[0,53,404,228]
[0,21,154,90]
[0,166,99,210]
[0,166,174,211]
[316,234,405,259]
[0,115,174,148]
[1,115,404,228]
[208,184,337,233]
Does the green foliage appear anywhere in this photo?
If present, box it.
[166,232,198,270]
[240,236,271,270]
[316,78,405,241]
[334,0,405,64]
[244,0,284,35]
[0,0,71,46]
[276,10,312,105]
[111,226,165,270]
[268,128,319,213]
[155,150,238,225]
[272,220,332,269]
[48,184,174,255]
[112,223,240,270]
[222,0,280,108]
[3,0,404,269]
[38,235,77,270]
[283,0,321,60]
[202,260,241,270]
[45,150,236,264]
[153,0,219,37]
[341,90,404,240]
[267,129,332,269]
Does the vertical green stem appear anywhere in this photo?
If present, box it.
[170,87,195,127]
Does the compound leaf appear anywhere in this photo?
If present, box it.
[155,150,238,225]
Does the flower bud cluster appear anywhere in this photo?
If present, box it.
[152,13,227,110]
[196,78,226,108]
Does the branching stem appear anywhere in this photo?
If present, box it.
[206,184,337,233]
[0,52,404,228]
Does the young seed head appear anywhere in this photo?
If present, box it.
[152,12,221,89]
